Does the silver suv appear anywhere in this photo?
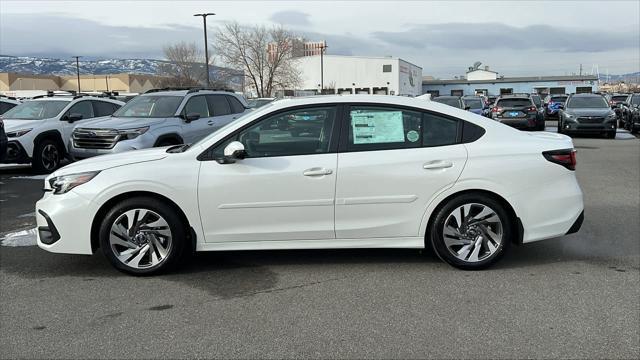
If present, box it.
[70,88,249,160]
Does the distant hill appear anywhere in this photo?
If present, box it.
[599,72,640,83]
[0,55,165,75]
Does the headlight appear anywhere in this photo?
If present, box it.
[48,171,100,195]
[564,113,574,119]
[118,126,149,141]
[6,128,32,138]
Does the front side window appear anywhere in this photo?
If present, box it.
[66,101,94,119]
[2,100,69,120]
[92,101,120,117]
[207,95,231,116]
[184,96,210,118]
[214,106,337,158]
[347,106,422,151]
[113,95,182,118]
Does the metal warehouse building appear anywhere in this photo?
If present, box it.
[422,65,599,97]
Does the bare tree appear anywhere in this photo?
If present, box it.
[214,22,301,97]
[157,42,204,87]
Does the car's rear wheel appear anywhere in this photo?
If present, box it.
[429,193,512,270]
[99,197,188,275]
[32,139,62,174]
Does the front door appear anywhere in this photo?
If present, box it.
[60,100,94,142]
[180,95,212,143]
[198,105,340,243]
[335,105,467,239]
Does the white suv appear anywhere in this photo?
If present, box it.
[36,95,584,275]
[1,94,124,173]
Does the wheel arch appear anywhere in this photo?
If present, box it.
[33,130,67,156]
[423,189,523,247]
[90,190,196,253]
[153,133,184,147]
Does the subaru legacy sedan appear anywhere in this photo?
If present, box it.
[36,96,584,275]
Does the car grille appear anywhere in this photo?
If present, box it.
[72,128,120,149]
[577,116,605,124]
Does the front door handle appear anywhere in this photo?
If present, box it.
[207,120,215,126]
[423,160,453,170]
[303,167,333,176]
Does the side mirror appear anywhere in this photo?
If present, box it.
[183,112,201,122]
[464,106,471,111]
[65,113,83,122]
[217,141,247,164]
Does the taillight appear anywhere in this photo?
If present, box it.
[543,149,576,171]
[528,106,537,112]
[492,107,502,113]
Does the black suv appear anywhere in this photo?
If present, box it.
[558,93,617,138]
[626,93,640,133]
[490,95,538,130]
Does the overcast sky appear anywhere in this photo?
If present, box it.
[1,0,638,77]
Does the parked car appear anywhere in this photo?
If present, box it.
[490,95,538,130]
[433,96,464,109]
[247,98,275,109]
[558,93,617,138]
[625,93,640,133]
[529,94,545,130]
[0,119,6,162]
[1,94,124,173]
[35,95,584,275]
[608,94,632,128]
[461,96,489,117]
[0,95,20,115]
[69,88,250,161]
[543,95,568,120]
[487,95,498,107]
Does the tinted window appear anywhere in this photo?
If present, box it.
[226,96,245,114]
[433,98,462,108]
[184,96,210,118]
[566,97,608,108]
[66,101,94,119]
[216,106,337,158]
[463,99,483,109]
[0,102,17,114]
[611,96,628,102]
[531,96,542,107]
[423,113,459,147]
[207,95,231,116]
[92,101,119,117]
[631,95,640,105]
[113,95,182,118]
[496,98,532,108]
[347,106,422,151]
[551,96,567,103]
[3,100,69,120]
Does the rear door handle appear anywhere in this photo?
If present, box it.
[303,167,333,176]
[423,160,453,170]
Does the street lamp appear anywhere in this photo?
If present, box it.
[194,12,215,87]
[319,42,328,94]
[72,56,82,93]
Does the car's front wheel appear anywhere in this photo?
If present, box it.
[99,197,189,275]
[429,193,512,270]
[32,139,62,174]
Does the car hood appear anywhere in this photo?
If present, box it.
[49,146,169,178]
[76,116,168,130]
[2,119,48,133]
[564,108,613,117]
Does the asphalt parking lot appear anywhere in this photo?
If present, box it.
[0,129,638,359]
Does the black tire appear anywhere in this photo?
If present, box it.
[32,138,62,174]
[99,197,189,275]
[557,119,563,134]
[605,130,616,139]
[428,193,513,270]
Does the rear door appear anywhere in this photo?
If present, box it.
[335,105,467,239]
[206,95,235,134]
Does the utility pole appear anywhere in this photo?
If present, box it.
[319,42,328,94]
[194,12,215,87]
[579,63,582,76]
[72,56,82,93]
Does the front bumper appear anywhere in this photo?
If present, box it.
[2,140,30,164]
[36,190,97,254]
[69,138,150,160]
[561,120,617,134]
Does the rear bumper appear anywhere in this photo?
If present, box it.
[496,117,537,130]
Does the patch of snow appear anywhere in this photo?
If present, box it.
[11,175,47,180]
[1,228,37,247]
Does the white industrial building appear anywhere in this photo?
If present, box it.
[284,55,422,97]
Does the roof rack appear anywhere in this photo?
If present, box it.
[0,94,18,100]
[144,87,235,94]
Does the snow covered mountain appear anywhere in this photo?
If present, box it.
[0,55,167,75]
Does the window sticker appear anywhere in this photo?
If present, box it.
[406,130,419,142]
[351,110,405,144]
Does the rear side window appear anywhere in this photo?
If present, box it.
[92,101,119,117]
[347,106,422,151]
[207,95,231,116]
[423,113,459,147]
[496,98,532,108]
[226,96,245,114]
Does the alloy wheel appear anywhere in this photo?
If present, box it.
[109,208,173,269]
[442,203,503,263]
[41,144,59,171]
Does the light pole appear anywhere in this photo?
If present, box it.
[319,42,328,94]
[194,12,215,87]
[72,56,82,93]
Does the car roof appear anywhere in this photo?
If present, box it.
[498,94,531,99]
[569,93,603,97]
[25,97,73,102]
[434,96,460,99]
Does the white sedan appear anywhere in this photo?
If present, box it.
[35,95,584,275]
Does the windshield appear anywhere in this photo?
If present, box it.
[113,95,182,118]
[434,98,461,108]
[611,96,628,102]
[631,96,640,105]
[497,99,531,108]
[2,100,68,120]
[550,96,567,103]
[567,97,608,108]
[463,99,483,109]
